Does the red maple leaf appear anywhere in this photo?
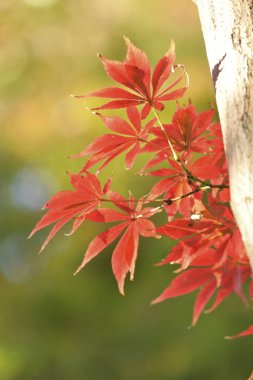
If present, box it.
[206,123,230,202]
[74,38,188,119]
[153,198,251,325]
[209,123,227,167]
[151,267,214,305]
[29,172,111,253]
[144,158,203,218]
[156,196,240,270]
[74,191,161,294]
[71,107,155,172]
[139,103,214,156]
[165,102,214,157]
[152,257,251,326]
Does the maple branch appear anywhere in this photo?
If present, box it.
[164,183,230,207]
[164,186,210,205]
[180,163,229,189]
[165,188,200,205]
[189,176,229,189]
[101,182,225,211]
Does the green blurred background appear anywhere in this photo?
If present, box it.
[0,0,252,379]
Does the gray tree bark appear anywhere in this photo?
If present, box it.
[195,1,253,270]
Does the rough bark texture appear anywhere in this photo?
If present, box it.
[195,1,253,270]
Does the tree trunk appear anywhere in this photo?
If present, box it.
[195,0,253,270]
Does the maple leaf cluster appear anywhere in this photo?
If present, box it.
[31,38,252,339]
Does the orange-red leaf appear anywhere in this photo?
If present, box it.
[152,41,176,94]
[74,38,187,117]
[112,225,139,295]
[192,280,216,326]
[30,173,109,252]
[75,222,128,274]
[226,325,253,339]
[152,268,212,304]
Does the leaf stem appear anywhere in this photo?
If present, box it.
[151,107,178,161]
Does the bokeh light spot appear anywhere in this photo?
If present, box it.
[24,0,58,8]
[0,235,36,283]
[10,167,57,211]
